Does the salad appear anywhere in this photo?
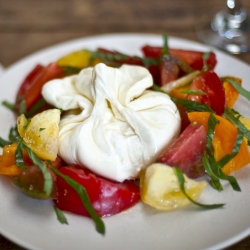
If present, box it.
[1,35,250,236]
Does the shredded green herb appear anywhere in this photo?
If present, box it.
[152,84,167,93]
[54,206,68,225]
[62,66,82,75]
[224,108,250,145]
[202,51,211,71]
[217,130,244,167]
[152,84,214,112]
[181,90,207,96]
[161,34,170,55]
[221,77,250,102]
[203,113,241,192]
[0,137,12,148]
[15,141,27,170]
[202,152,223,191]
[1,100,15,111]
[18,99,26,115]
[172,97,214,112]
[20,142,53,196]
[51,165,105,235]
[89,50,158,68]
[25,98,46,118]
[173,167,225,209]
[8,126,19,143]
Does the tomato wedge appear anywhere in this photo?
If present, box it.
[56,166,141,217]
[141,45,217,70]
[16,63,64,112]
[187,70,226,115]
[157,123,207,178]
[188,112,250,175]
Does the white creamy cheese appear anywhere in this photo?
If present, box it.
[42,63,181,182]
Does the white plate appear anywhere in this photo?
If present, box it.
[0,33,250,250]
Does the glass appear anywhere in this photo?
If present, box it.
[195,0,250,54]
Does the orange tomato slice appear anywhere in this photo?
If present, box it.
[188,112,250,175]
[222,76,241,109]
[0,143,31,176]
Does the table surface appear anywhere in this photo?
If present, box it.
[0,0,250,249]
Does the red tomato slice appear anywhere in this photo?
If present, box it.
[141,45,217,70]
[55,165,141,217]
[16,64,45,98]
[187,70,226,115]
[157,122,207,179]
[16,63,64,112]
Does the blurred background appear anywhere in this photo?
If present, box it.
[0,0,249,67]
[0,0,250,249]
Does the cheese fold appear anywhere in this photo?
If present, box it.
[42,63,181,182]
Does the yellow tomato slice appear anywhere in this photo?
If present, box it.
[17,109,60,161]
[188,112,250,174]
[140,163,207,211]
[0,143,25,176]
[57,50,101,68]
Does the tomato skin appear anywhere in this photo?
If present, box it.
[16,64,45,98]
[141,45,217,70]
[157,123,207,179]
[55,166,141,217]
[160,54,180,86]
[187,70,226,115]
[170,49,217,71]
[16,63,64,112]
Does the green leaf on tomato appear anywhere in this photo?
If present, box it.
[173,167,225,209]
[204,113,241,192]
[21,141,53,196]
[222,77,250,102]
[51,165,105,235]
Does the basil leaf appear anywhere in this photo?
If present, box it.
[62,66,82,75]
[54,206,68,225]
[152,84,214,112]
[152,84,167,93]
[218,129,244,167]
[25,98,46,118]
[2,100,15,111]
[222,77,250,101]
[181,90,207,96]
[140,57,159,67]
[161,34,170,55]
[22,143,53,196]
[15,142,27,170]
[18,99,27,115]
[0,137,11,148]
[204,113,241,192]
[207,153,241,192]
[207,113,220,156]
[9,126,19,143]
[173,167,225,209]
[202,51,211,71]
[172,97,214,112]
[202,152,223,191]
[224,108,250,145]
[89,50,158,68]
[51,166,105,235]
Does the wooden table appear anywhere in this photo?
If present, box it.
[0,0,250,249]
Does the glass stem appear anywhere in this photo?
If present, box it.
[227,0,242,15]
